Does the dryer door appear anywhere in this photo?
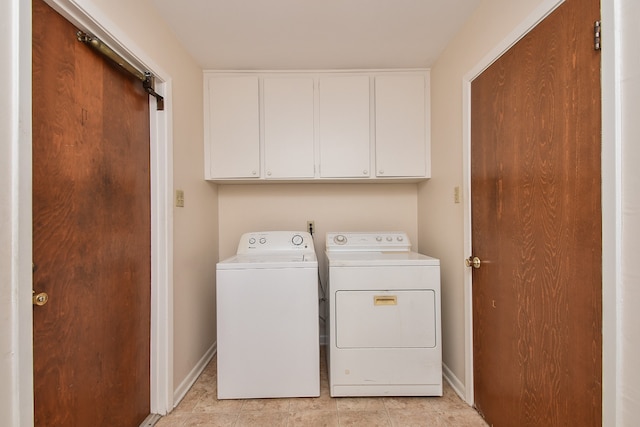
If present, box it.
[335,290,436,348]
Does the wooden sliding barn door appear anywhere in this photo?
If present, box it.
[32,0,151,424]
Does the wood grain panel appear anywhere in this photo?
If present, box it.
[32,0,151,424]
[471,0,601,425]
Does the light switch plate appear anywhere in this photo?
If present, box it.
[175,189,185,207]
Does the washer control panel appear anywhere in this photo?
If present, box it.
[237,231,313,254]
[326,232,411,252]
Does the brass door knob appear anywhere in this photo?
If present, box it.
[32,291,49,306]
[465,256,482,269]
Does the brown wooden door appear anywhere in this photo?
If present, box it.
[470,0,602,425]
[32,0,151,425]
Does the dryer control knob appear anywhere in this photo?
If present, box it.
[334,235,347,245]
[292,234,304,246]
[259,237,266,244]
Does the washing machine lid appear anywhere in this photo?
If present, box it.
[218,252,318,269]
[325,250,439,267]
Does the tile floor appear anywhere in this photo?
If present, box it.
[156,348,488,427]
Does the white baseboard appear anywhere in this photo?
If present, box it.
[140,413,162,427]
[172,341,217,407]
[171,341,465,411]
[442,362,470,404]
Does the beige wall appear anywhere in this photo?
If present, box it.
[418,0,558,388]
[218,182,419,269]
[73,0,218,393]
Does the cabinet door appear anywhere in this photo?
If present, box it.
[319,76,370,178]
[205,76,260,178]
[375,74,429,177]
[263,77,315,178]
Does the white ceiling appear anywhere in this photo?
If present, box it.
[150,0,481,70]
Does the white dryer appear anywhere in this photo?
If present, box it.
[216,231,319,399]
[325,231,442,397]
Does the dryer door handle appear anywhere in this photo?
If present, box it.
[374,295,397,306]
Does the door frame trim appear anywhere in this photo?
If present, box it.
[461,0,564,405]
[23,0,175,417]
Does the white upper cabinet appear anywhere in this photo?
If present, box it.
[375,74,429,178]
[203,70,430,182]
[204,76,260,179]
[263,77,315,178]
[319,76,370,178]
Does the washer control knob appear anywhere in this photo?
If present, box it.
[376,236,383,242]
[248,237,256,244]
[386,236,393,242]
[334,234,347,245]
[397,236,404,242]
[259,237,266,244]
[291,234,304,246]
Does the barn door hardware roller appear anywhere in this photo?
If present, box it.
[77,31,164,110]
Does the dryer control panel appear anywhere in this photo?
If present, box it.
[326,232,411,252]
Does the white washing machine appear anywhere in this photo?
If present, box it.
[325,231,442,397]
[216,231,319,399]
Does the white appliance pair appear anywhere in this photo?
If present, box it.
[215,230,441,399]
